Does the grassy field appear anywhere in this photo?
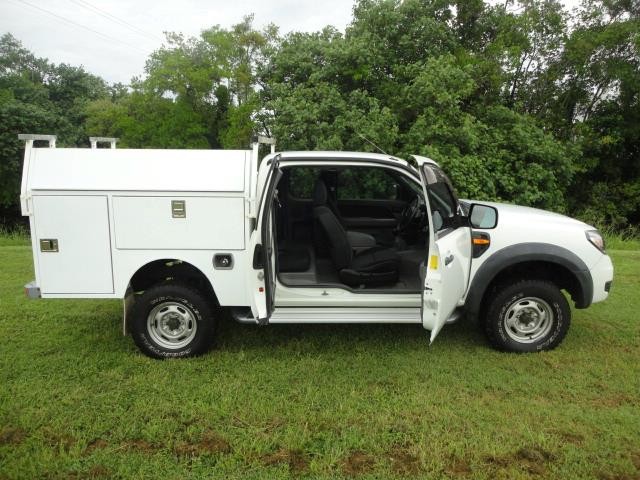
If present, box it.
[0,245,638,480]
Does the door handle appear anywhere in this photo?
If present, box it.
[444,254,454,266]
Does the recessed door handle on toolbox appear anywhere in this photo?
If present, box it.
[444,253,454,266]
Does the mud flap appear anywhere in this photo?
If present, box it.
[122,287,135,335]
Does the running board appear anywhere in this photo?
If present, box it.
[231,307,463,325]
[268,307,421,324]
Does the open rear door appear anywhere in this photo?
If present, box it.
[418,162,472,342]
[248,156,281,324]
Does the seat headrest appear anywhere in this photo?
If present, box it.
[313,178,328,206]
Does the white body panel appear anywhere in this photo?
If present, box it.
[112,196,245,250]
[28,148,247,192]
[589,254,614,303]
[423,228,472,340]
[418,161,472,341]
[21,145,254,305]
[32,195,113,294]
[460,201,611,305]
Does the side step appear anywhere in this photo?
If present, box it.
[232,307,422,324]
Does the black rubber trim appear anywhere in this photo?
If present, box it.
[276,273,421,295]
[465,242,593,316]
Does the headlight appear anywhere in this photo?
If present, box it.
[585,230,605,252]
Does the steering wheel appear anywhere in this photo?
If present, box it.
[396,196,423,233]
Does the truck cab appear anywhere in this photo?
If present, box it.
[19,135,614,358]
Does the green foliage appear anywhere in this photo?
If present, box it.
[83,16,277,151]
[0,33,109,223]
[219,96,258,149]
[263,4,578,211]
[1,0,639,230]
[0,101,58,215]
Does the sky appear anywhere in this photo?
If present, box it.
[1,0,355,84]
[1,0,582,85]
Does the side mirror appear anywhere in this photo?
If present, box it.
[469,204,498,229]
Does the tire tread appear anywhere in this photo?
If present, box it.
[130,281,216,359]
[484,279,571,353]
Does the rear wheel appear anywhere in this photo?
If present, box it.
[484,280,570,352]
[130,283,216,359]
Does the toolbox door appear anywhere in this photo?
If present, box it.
[33,195,114,294]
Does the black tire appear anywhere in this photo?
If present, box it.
[484,280,570,353]
[130,282,216,359]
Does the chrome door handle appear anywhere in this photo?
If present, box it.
[444,254,454,266]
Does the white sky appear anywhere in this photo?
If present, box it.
[1,0,355,84]
[1,0,581,85]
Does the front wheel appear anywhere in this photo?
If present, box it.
[130,283,216,359]
[484,280,570,353]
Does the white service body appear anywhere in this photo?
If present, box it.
[21,145,251,305]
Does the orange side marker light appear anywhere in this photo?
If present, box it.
[473,237,490,246]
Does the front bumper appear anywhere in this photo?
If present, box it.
[589,255,614,304]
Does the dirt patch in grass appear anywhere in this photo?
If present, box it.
[388,446,422,476]
[261,448,310,474]
[631,452,640,470]
[516,446,555,475]
[174,430,232,457]
[0,426,27,445]
[341,450,376,476]
[62,465,111,480]
[445,457,472,477]
[593,394,636,408]
[83,438,108,455]
[121,439,157,454]
[86,465,111,478]
[554,430,585,445]
[597,473,640,480]
[483,446,555,475]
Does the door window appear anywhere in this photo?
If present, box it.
[289,167,322,199]
[337,167,399,200]
[422,165,459,231]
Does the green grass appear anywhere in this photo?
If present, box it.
[0,228,29,247]
[0,246,639,480]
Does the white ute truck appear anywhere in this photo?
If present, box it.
[19,134,614,358]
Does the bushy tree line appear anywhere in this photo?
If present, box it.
[1,0,638,228]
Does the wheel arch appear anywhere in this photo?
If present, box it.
[123,259,219,335]
[127,258,218,304]
[465,243,593,320]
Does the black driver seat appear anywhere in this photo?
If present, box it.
[313,179,399,287]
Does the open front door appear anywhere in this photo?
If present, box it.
[249,157,281,324]
[418,162,472,342]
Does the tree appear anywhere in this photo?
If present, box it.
[86,16,277,150]
[0,34,109,224]
[261,0,576,210]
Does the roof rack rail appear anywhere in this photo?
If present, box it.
[89,137,118,149]
[251,135,276,154]
[18,134,56,148]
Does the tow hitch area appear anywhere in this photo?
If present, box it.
[24,281,41,299]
